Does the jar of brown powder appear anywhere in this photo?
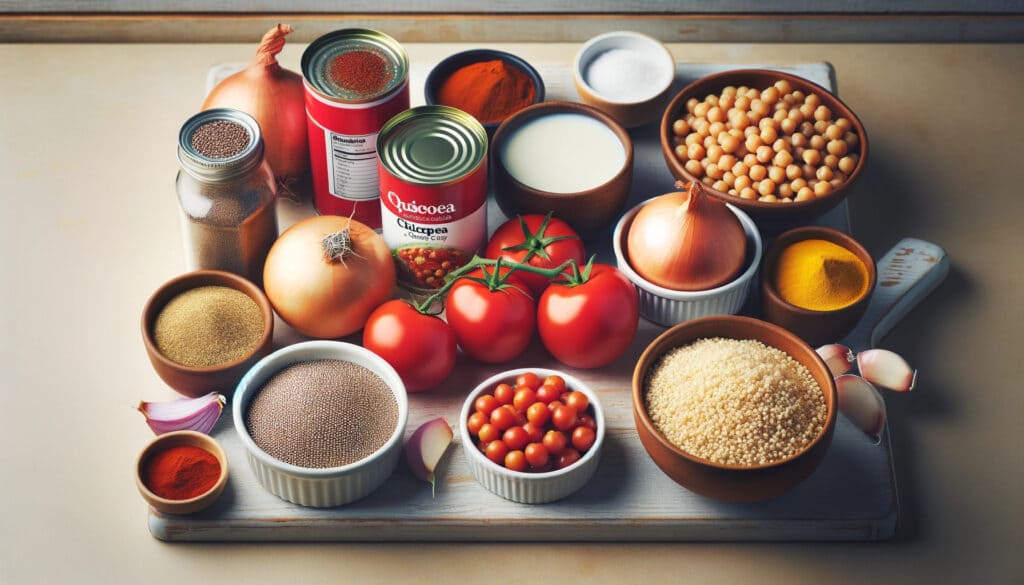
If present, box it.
[176,108,279,285]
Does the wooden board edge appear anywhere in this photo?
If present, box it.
[3,13,1024,43]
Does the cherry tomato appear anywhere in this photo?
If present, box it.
[485,440,508,464]
[513,387,537,412]
[485,213,586,295]
[555,447,582,469]
[475,394,499,416]
[542,430,568,456]
[536,383,562,404]
[526,402,550,426]
[522,421,545,443]
[505,450,528,472]
[564,391,589,413]
[446,269,535,363]
[552,404,578,431]
[502,426,529,451]
[572,426,597,452]
[493,383,515,405]
[577,413,597,431]
[490,404,517,431]
[524,442,550,468]
[478,423,500,444]
[362,300,456,392]
[547,399,564,413]
[515,372,542,390]
[538,263,639,369]
[467,411,487,436]
[543,375,566,394]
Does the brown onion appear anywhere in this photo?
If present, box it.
[626,181,747,290]
[203,24,308,189]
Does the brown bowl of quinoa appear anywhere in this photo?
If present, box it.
[631,315,837,502]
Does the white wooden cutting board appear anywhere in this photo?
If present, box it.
[150,62,945,542]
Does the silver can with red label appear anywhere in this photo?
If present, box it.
[377,106,488,291]
[301,28,410,228]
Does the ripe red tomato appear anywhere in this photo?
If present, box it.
[505,450,528,472]
[526,402,550,426]
[536,384,562,404]
[493,383,515,405]
[564,391,589,413]
[485,214,586,295]
[362,300,456,392]
[467,411,487,436]
[502,426,529,451]
[552,404,578,431]
[485,440,508,464]
[572,426,597,452]
[446,269,535,363]
[522,421,545,443]
[542,375,566,394]
[474,395,499,417]
[538,263,639,369]
[478,423,500,444]
[513,387,537,412]
[515,372,542,390]
[542,430,568,456]
[555,447,582,469]
[524,442,550,468]
[490,405,518,431]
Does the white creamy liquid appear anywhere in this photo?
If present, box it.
[500,113,626,193]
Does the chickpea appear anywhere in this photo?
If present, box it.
[706,163,724,180]
[749,164,768,181]
[802,149,821,166]
[729,127,743,138]
[762,86,780,105]
[723,171,736,186]
[743,153,758,167]
[746,110,761,125]
[773,109,788,123]
[813,120,829,134]
[719,94,736,110]
[809,135,826,150]
[759,194,778,203]
[705,95,719,107]
[687,143,706,161]
[745,134,763,153]
[805,93,821,108]
[830,178,844,190]
[772,138,788,153]
[814,105,832,122]
[702,176,713,185]
[774,150,794,168]
[780,118,797,135]
[834,170,848,183]
[836,117,853,131]
[824,154,840,169]
[672,119,690,136]
[751,99,770,117]
[760,126,779,144]
[844,131,860,148]
[795,187,814,201]
[838,156,856,174]
[768,165,786,184]
[709,121,726,137]
[723,134,742,154]
[734,175,752,190]
[827,139,848,156]
[785,164,802,181]
[792,90,806,102]
[775,80,793,94]
[685,133,703,147]
[708,106,726,123]
[713,180,729,192]
[778,182,794,198]
[787,108,805,124]
[756,145,774,163]
[744,125,759,138]
[825,124,843,141]
[703,134,716,149]
[816,166,834,182]
[686,97,699,113]
[707,144,724,164]
[799,121,815,137]
[693,118,709,136]
[694,102,710,118]
[736,86,750,95]
[674,144,687,160]
[684,159,703,177]
[799,103,815,119]
[739,187,757,200]
[730,113,751,131]
[722,86,738,96]
[814,180,833,196]
[734,95,751,111]
[718,154,737,170]
[802,164,817,180]
[791,177,808,190]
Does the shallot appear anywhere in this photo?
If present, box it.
[406,418,454,496]
[138,392,225,435]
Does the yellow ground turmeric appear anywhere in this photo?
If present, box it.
[773,239,869,311]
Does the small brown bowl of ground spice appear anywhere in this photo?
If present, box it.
[232,340,408,507]
[632,315,837,502]
[135,430,228,515]
[141,270,274,398]
[425,49,545,137]
[761,226,877,347]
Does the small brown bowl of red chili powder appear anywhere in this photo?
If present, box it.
[135,430,228,515]
[425,49,545,137]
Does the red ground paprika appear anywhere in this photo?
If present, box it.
[436,59,536,124]
[143,445,221,500]
[328,50,392,97]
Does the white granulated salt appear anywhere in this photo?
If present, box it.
[584,48,669,102]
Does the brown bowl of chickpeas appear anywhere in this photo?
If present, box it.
[661,69,867,228]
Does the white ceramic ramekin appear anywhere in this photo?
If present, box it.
[612,199,763,326]
[459,368,605,504]
[232,340,408,508]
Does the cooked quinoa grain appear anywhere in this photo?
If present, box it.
[644,338,826,466]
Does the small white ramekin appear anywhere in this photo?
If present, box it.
[459,368,605,504]
[232,340,408,508]
[612,199,763,326]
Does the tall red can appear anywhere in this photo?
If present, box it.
[377,106,489,291]
[301,29,410,227]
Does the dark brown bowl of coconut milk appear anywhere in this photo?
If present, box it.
[141,270,274,398]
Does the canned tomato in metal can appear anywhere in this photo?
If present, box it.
[378,106,488,291]
[301,28,410,227]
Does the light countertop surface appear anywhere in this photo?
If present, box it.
[0,42,1021,583]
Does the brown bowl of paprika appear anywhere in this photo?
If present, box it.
[424,49,545,137]
[135,430,229,515]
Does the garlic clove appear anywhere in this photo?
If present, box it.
[835,374,887,441]
[138,392,225,435]
[857,348,916,392]
[816,343,855,376]
[405,417,454,497]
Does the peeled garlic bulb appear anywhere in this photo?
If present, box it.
[858,348,916,392]
[626,181,747,291]
[816,343,855,376]
[835,374,887,441]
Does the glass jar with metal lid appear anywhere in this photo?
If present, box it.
[176,108,279,285]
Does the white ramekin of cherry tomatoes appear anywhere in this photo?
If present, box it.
[458,368,605,504]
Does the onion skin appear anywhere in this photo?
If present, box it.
[202,24,308,182]
[263,215,396,339]
[626,182,747,291]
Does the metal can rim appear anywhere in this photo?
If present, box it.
[301,28,409,104]
[377,105,488,187]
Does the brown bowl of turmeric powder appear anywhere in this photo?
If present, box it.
[425,49,545,137]
[761,226,876,347]
[141,270,274,398]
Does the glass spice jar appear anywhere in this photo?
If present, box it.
[176,108,279,285]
